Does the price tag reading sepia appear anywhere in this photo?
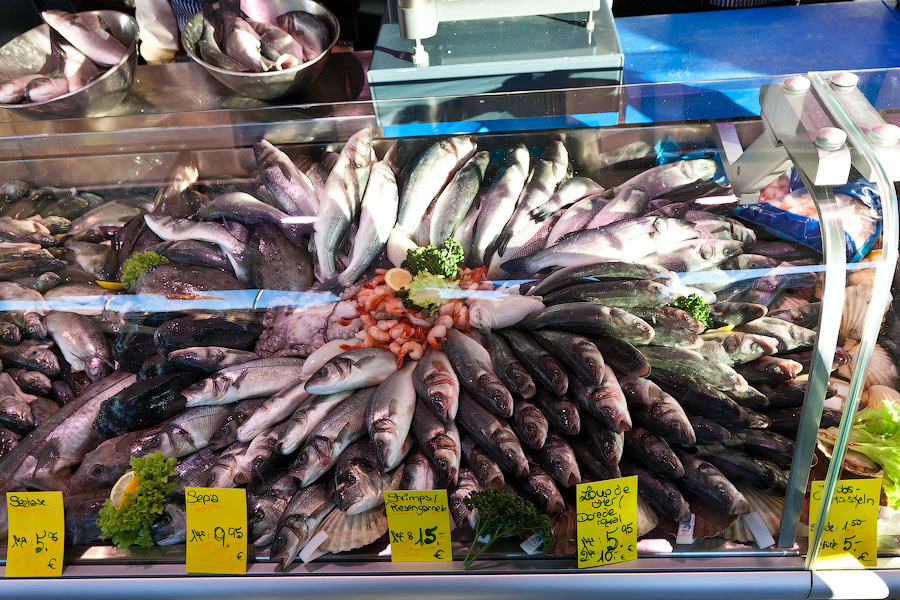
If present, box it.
[576,476,637,568]
[185,488,247,574]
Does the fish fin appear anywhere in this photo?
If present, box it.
[499,256,528,276]
[317,277,345,294]
[492,230,511,257]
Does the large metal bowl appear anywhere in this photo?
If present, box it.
[182,0,339,101]
[0,10,137,120]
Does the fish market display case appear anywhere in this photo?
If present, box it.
[0,68,897,600]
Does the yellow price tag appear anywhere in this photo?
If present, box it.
[5,492,64,577]
[383,490,453,562]
[809,478,881,568]
[576,476,638,568]
[185,488,247,575]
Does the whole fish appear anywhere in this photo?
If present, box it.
[543,192,609,248]
[328,160,398,289]
[569,365,630,433]
[510,399,549,450]
[537,432,581,488]
[482,330,535,399]
[64,240,111,279]
[532,329,605,386]
[237,381,310,442]
[455,198,482,264]
[533,389,581,436]
[570,438,620,481]
[675,450,750,515]
[0,281,47,338]
[624,427,684,478]
[735,356,803,383]
[138,404,232,458]
[197,17,247,71]
[459,434,504,490]
[527,261,669,297]
[768,407,842,437]
[588,336,650,378]
[411,398,460,486]
[270,483,335,571]
[305,348,398,395]
[519,460,565,515]
[6,369,52,396]
[734,317,816,352]
[619,458,691,522]
[249,223,314,291]
[154,315,260,356]
[768,302,820,329]
[334,439,383,514]
[442,329,513,418]
[627,306,703,336]
[620,159,717,199]
[207,398,267,451]
[429,151,489,245]
[396,136,477,233]
[401,448,437,491]
[587,185,649,228]
[274,391,351,454]
[652,370,748,424]
[206,428,280,487]
[183,357,305,407]
[502,216,697,274]
[583,413,624,467]
[708,301,768,328]
[542,279,677,309]
[66,427,157,495]
[449,468,482,529]
[530,176,604,222]
[412,347,460,422]
[275,11,330,59]
[471,145,530,267]
[248,472,299,546]
[501,329,568,396]
[46,313,110,378]
[643,239,743,272]
[367,362,417,472]
[166,346,259,373]
[694,444,785,491]
[620,376,694,445]
[523,302,655,344]
[688,416,731,443]
[638,346,746,392]
[254,140,319,216]
[456,392,528,477]
[42,10,127,66]
[699,332,780,365]
[0,257,66,280]
[314,129,375,280]
[0,373,41,435]
[290,387,373,485]
[198,192,308,246]
[467,294,545,330]
[727,428,796,467]
[131,263,243,296]
[94,372,198,439]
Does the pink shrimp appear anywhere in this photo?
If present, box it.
[376,319,400,331]
[360,314,377,327]
[382,296,410,315]
[389,323,415,340]
[402,341,424,360]
[439,300,460,316]
[436,315,453,329]
[368,326,391,344]
[407,312,435,328]
[454,304,469,331]
[427,324,447,349]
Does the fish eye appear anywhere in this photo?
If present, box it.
[346,475,356,485]
[158,513,172,526]
[90,465,106,478]
[716,483,728,493]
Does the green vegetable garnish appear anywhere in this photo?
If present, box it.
[120,251,170,290]
[97,452,178,550]
[462,489,554,569]
[820,402,900,509]
[401,238,465,279]
[670,293,714,330]
[396,272,459,314]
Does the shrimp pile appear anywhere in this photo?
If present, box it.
[340,268,487,366]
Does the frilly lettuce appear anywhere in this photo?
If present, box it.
[397,272,459,314]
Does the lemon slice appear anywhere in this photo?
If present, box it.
[110,470,140,510]
[385,268,412,291]
[96,280,125,290]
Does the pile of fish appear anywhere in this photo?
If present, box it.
[0,129,885,567]
[0,11,127,105]
[196,0,330,73]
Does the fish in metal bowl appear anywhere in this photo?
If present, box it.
[0,10,137,120]
[182,0,339,101]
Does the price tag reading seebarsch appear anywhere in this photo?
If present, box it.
[185,487,247,574]
[576,476,638,568]
[383,490,453,562]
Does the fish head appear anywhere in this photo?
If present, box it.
[270,518,306,571]
[305,357,352,394]
[0,322,20,344]
[85,357,111,382]
[23,317,46,340]
[184,373,233,406]
[371,422,400,473]
[66,447,129,495]
[248,498,280,545]
[345,129,374,168]
[428,435,460,487]
[741,333,780,358]
[151,503,187,546]
[291,437,331,485]
[335,458,381,515]
[31,349,59,376]
[685,159,717,181]
[481,380,513,418]
[573,340,604,381]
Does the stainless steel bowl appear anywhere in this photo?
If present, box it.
[182,0,339,101]
[0,10,137,120]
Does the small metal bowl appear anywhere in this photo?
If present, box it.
[182,0,339,101]
[0,10,137,120]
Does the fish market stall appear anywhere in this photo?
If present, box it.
[0,67,896,600]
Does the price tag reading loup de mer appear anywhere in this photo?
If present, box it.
[5,491,64,577]
[383,490,453,562]
[809,478,881,568]
[576,476,638,568]
[185,487,247,574]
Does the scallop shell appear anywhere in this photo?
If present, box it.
[721,485,784,544]
[847,266,876,288]
[636,496,658,537]
[862,384,900,409]
[316,506,388,554]
[768,294,809,313]
[837,339,900,389]
[824,376,850,410]
[839,284,887,343]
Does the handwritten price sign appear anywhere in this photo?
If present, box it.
[809,478,881,568]
[576,476,638,569]
[383,490,452,562]
[185,488,247,574]
[5,492,64,577]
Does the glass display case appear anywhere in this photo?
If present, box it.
[0,66,897,599]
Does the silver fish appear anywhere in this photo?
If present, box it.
[44,311,111,381]
[367,362,417,472]
[734,317,816,353]
[25,77,69,103]
[639,346,748,392]
[523,302,655,344]
[314,129,374,279]
[699,332,780,365]
[587,185,650,228]
[248,472,299,546]
[471,145,530,267]
[401,448,437,491]
[510,399,549,450]
[183,357,305,407]
[569,365,631,433]
[274,390,352,455]
[641,238,743,272]
[460,433,504,490]
[619,377,695,445]
[449,467,482,529]
[411,398,460,487]
[412,346,459,422]
[270,483,335,571]
[456,392,528,478]
[676,450,751,515]
[198,191,309,246]
[42,10,127,66]
[197,18,248,71]
[619,159,717,199]
[0,282,47,338]
[530,176,604,222]
[443,329,513,418]
[254,140,319,216]
[237,381,311,442]
[248,19,305,62]
[429,151,489,245]
[305,348,398,395]
[520,460,566,516]
[334,439,383,514]
[223,17,266,72]
[537,432,581,488]
[207,427,279,487]
[166,346,260,373]
[544,192,609,248]
[275,11,330,59]
[139,405,232,458]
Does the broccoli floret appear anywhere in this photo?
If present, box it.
[120,251,170,290]
[670,293,714,330]
[463,489,554,569]
[401,238,465,279]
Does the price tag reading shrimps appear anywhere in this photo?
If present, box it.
[809,478,881,568]
[185,488,247,575]
[5,492,64,577]
[383,490,453,562]
[576,476,637,569]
